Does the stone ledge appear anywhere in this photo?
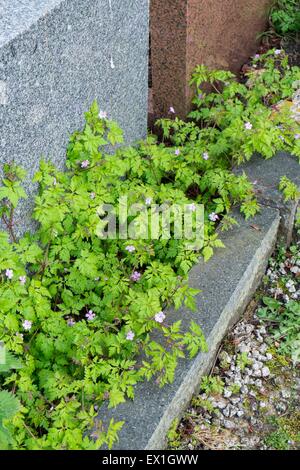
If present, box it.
[235,152,300,245]
[101,205,280,449]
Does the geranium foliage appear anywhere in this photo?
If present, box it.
[0,49,299,450]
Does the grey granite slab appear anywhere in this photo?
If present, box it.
[235,152,300,245]
[0,1,63,48]
[0,0,149,234]
[100,205,280,449]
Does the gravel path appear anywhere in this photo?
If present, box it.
[168,238,300,451]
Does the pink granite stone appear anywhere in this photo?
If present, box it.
[150,0,272,120]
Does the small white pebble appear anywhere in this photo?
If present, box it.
[224,389,232,398]
[290,266,300,274]
[262,367,270,378]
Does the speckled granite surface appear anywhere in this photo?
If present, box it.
[0,0,149,234]
[0,1,62,48]
[150,0,271,119]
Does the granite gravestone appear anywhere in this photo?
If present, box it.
[0,0,149,234]
[150,0,272,120]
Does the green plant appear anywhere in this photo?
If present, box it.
[0,102,215,450]
[236,352,252,371]
[158,50,300,168]
[270,0,300,36]
[264,414,299,450]
[265,427,291,449]
[167,418,181,449]
[258,297,300,362]
[200,376,225,395]
[228,383,241,395]
[191,397,216,413]
[0,351,22,449]
[0,48,299,450]
[279,175,300,201]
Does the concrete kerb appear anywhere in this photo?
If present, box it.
[235,152,300,245]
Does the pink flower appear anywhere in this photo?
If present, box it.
[244,122,253,130]
[254,54,260,59]
[19,276,26,285]
[81,160,90,168]
[174,149,181,156]
[98,110,108,119]
[295,134,300,140]
[145,197,152,206]
[85,310,96,321]
[130,271,141,282]
[203,152,209,160]
[126,331,135,341]
[169,106,175,114]
[274,49,282,56]
[154,311,166,324]
[209,212,219,222]
[67,317,76,327]
[5,269,13,279]
[22,320,32,331]
[125,245,135,253]
[187,203,197,212]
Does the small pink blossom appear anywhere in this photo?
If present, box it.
[175,149,181,156]
[187,203,197,212]
[19,275,26,285]
[203,152,209,160]
[22,320,32,331]
[154,311,166,324]
[125,245,135,253]
[85,310,96,321]
[126,331,135,341]
[98,110,108,119]
[254,54,260,59]
[295,134,300,140]
[81,160,90,168]
[209,212,219,222]
[145,197,152,206]
[244,122,253,130]
[274,49,282,56]
[130,271,141,282]
[5,269,13,280]
[67,317,76,327]
[169,106,175,114]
